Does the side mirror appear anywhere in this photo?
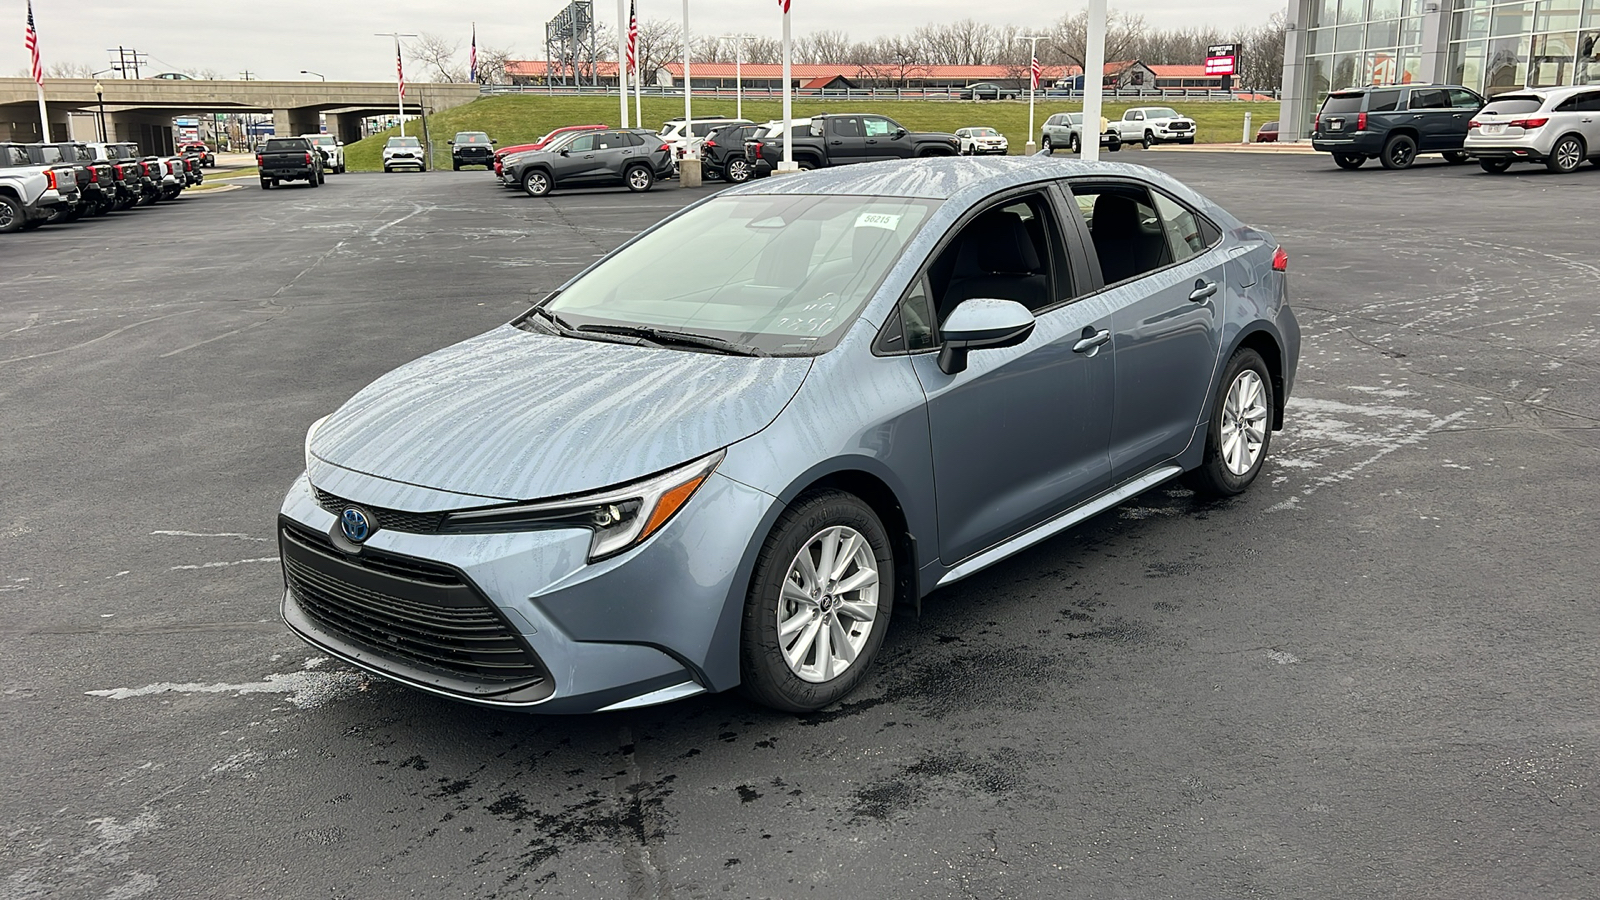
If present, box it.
[447,140,455,145]
[895,128,907,139]
[936,298,1036,375]
[559,148,570,156]
[490,139,498,144]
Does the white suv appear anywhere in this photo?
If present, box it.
[1466,85,1600,174]
[658,117,752,160]
[301,134,345,174]
[1111,107,1197,148]
[382,136,425,172]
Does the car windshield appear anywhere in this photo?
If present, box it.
[1321,93,1364,114]
[457,133,489,143]
[970,128,998,136]
[1479,96,1544,115]
[310,136,335,146]
[1066,114,1082,124]
[387,137,421,148]
[538,194,939,356]
[1146,108,1180,118]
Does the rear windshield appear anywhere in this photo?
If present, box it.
[263,139,306,152]
[1321,93,1364,114]
[1480,96,1544,115]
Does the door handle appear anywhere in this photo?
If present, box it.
[1073,328,1111,354]
[830,140,843,145]
[1189,280,1218,302]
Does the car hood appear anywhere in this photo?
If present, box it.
[310,324,813,502]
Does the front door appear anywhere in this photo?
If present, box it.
[911,191,1114,564]
[862,116,914,162]
[552,133,603,184]
[1067,181,1223,480]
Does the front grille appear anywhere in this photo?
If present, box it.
[280,523,548,691]
[312,487,443,534]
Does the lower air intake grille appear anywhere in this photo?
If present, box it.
[279,523,547,692]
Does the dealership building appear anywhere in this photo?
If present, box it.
[1280,0,1600,139]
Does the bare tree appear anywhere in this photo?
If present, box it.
[45,61,96,78]
[797,29,854,65]
[743,36,783,65]
[409,32,465,82]
[634,19,682,84]
[1048,9,1147,72]
[474,45,516,85]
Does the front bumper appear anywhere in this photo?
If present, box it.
[384,155,424,168]
[278,468,777,713]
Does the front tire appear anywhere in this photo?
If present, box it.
[1546,135,1585,173]
[1333,152,1366,170]
[1143,130,1154,149]
[624,164,655,192]
[521,168,551,197]
[1379,134,1417,169]
[1183,349,1275,498]
[1068,134,1080,154]
[739,490,893,713]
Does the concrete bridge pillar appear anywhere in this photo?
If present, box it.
[272,108,322,139]
[323,112,363,145]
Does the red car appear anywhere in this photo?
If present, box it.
[1254,120,1280,143]
[493,124,607,176]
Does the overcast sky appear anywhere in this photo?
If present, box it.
[10,0,1285,82]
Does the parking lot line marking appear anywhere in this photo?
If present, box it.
[0,311,186,367]
[168,556,280,571]
[159,317,276,359]
[150,530,268,542]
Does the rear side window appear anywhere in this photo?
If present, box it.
[1576,91,1600,112]
[1151,193,1218,264]
[1321,93,1364,114]
[1070,183,1175,286]
[1407,89,1449,109]
[1480,95,1544,115]
[1367,90,1403,112]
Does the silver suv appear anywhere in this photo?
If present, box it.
[1040,112,1122,154]
[1465,86,1600,174]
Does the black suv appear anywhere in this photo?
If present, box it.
[1313,83,1486,170]
[450,132,496,170]
[702,123,758,182]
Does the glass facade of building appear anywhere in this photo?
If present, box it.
[1300,0,1429,107]
[1446,0,1600,95]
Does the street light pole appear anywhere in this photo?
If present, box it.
[1017,34,1047,155]
[778,1,795,173]
[300,70,326,81]
[375,33,419,136]
[94,80,106,142]
[1081,0,1107,162]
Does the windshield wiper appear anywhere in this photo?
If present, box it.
[576,324,768,357]
[524,306,576,333]
[523,307,656,348]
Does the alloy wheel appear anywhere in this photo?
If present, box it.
[1221,370,1270,476]
[0,203,16,231]
[777,525,880,684]
[1551,137,1583,173]
[726,158,749,182]
[627,167,652,190]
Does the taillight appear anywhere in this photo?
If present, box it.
[141,161,151,176]
[256,153,263,166]
[1313,113,1321,132]
[657,143,671,153]
[1356,112,1367,130]
[45,169,58,190]
[1271,246,1289,272]
[1509,117,1548,129]
[705,138,716,148]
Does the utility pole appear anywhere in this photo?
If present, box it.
[106,47,147,79]
[239,70,255,81]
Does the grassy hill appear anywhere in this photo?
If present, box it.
[345,94,1282,171]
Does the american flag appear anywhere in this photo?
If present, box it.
[397,43,406,97]
[1030,56,1042,90]
[25,0,43,88]
[778,0,790,14]
[469,23,477,83]
[626,1,638,74]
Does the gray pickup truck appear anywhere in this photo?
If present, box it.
[0,143,82,233]
[747,114,959,175]
[256,137,324,189]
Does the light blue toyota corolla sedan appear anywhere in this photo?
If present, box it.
[281,157,1299,714]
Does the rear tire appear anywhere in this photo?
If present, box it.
[1183,348,1275,498]
[1443,150,1469,164]
[0,194,23,233]
[1041,136,1053,153]
[724,157,751,183]
[739,490,894,713]
[1546,134,1585,173]
[1333,152,1366,170]
[1379,134,1417,169]
[624,164,655,192]
[1479,158,1512,173]
[260,178,271,189]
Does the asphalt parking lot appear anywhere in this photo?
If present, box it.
[3,154,1597,900]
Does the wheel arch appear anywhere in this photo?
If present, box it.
[776,465,920,613]
[1383,126,1420,144]
[1228,326,1287,430]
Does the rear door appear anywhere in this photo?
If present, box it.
[1067,180,1225,480]
[1405,88,1454,149]
[595,131,643,181]
[824,117,867,163]
[1317,92,1364,136]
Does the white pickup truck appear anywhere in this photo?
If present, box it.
[1110,106,1198,148]
[0,143,81,233]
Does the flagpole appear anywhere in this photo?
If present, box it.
[631,2,642,129]
[36,84,50,143]
[617,0,629,127]
[26,0,49,141]
[1017,34,1046,155]
[1082,0,1106,163]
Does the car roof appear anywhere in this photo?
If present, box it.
[723,156,1219,206]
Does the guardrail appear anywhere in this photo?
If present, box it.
[478,84,1279,101]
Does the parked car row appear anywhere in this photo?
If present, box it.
[1,140,205,233]
[1312,82,1600,174]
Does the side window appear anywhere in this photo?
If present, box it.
[1069,183,1176,286]
[624,132,646,147]
[1556,95,1581,112]
[863,117,896,137]
[1449,89,1483,109]
[1151,192,1217,264]
[1578,91,1600,112]
[830,117,864,138]
[877,276,939,354]
[1368,89,1403,112]
[922,192,1068,323]
[1408,89,1448,109]
[567,134,597,152]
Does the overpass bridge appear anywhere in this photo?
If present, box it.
[0,78,482,150]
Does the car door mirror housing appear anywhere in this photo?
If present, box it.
[560,148,570,156]
[937,298,1036,375]
[895,128,907,139]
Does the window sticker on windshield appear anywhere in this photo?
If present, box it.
[856,212,902,231]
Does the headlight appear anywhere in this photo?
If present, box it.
[304,414,330,472]
[441,451,724,563]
